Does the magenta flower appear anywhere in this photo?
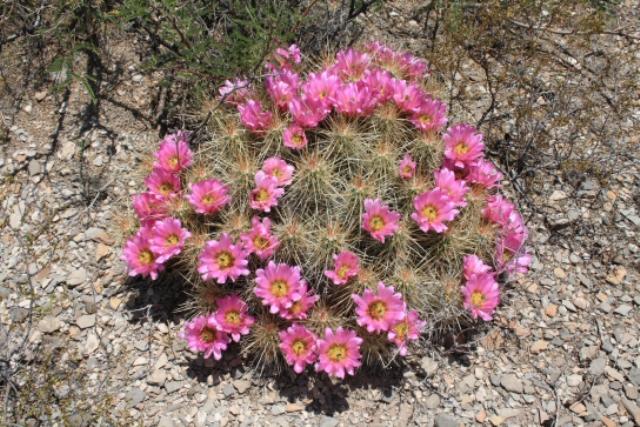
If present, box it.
[495,224,530,274]
[250,171,285,213]
[145,168,181,198]
[153,132,193,173]
[149,218,192,263]
[266,70,300,109]
[434,167,469,207]
[261,157,295,187]
[302,70,339,109]
[121,227,164,280]
[238,99,273,133]
[443,124,485,169]
[240,216,280,261]
[409,97,448,133]
[334,82,377,117]
[397,52,430,80]
[333,48,371,82]
[219,79,250,105]
[188,179,230,215]
[324,250,360,285]
[254,261,305,315]
[352,282,406,333]
[273,44,302,68]
[132,192,168,225]
[283,124,308,150]
[463,254,492,281]
[388,310,426,356]
[461,273,500,321]
[280,281,319,320]
[279,325,317,374]
[467,159,503,189]
[214,295,254,342]
[314,327,363,379]
[288,95,329,128]
[411,189,459,233]
[362,198,401,243]
[398,154,417,180]
[180,315,229,360]
[392,79,426,112]
[363,69,395,104]
[198,233,250,284]
[482,194,516,227]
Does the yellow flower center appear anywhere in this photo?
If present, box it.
[253,236,269,249]
[202,194,215,205]
[270,279,289,298]
[337,265,350,279]
[402,166,413,175]
[394,321,408,341]
[289,301,303,314]
[327,343,347,362]
[200,327,217,343]
[159,183,173,195]
[138,249,154,265]
[272,168,282,178]
[292,134,304,146]
[454,142,469,155]
[368,300,387,320]
[292,339,307,356]
[224,310,241,325]
[255,188,270,202]
[419,114,432,125]
[471,291,485,307]
[421,205,438,221]
[168,156,179,168]
[166,234,179,245]
[369,215,385,232]
[216,251,234,269]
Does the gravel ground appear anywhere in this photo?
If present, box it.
[1,5,639,427]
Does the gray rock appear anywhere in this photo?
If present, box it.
[67,269,87,287]
[147,369,167,386]
[234,379,251,394]
[567,374,583,387]
[222,383,235,397]
[271,404,285,415]
[319,416,338,427]
[38,316,63,333]
[425,394,441,409]
[434,414,460,427]
[76,314,95,329]
[589,358,607,376]
[126,388,146,407]
[629,368,640,387]
[614,304,633,316]
[501,374,524,394]
[420,356,438,377]
[620,398,640,425]
[165,381,182,394]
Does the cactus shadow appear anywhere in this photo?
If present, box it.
[122,271,191,324]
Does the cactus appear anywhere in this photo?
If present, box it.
[121,42,530,378]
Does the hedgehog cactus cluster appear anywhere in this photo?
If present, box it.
[121,42,530,378]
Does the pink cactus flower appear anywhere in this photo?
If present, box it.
[324,250,360,285]
[443,124,485,169]
[254,261,305,315]
[302,70,339,109]
[180,315,229,360]
[409,97,448,133]
[261,157,295,187]
[362,69,395,104]
[240,216,280,261]
[279,325,317,374]
[273,44,302,68]
[352,282,406,333]
[145,168,181,198]
[434,167,469,207]
[397,52,430,80]
[188,179,231,215]
[288,95,330,128]
[482,194,516,227]
[392,79,427,112]
[153,132,193,173]
[280,281,319,320]
[149,218,192,263]
[121,227,164,280]
[266,70,300,109]
[219,79,250,105]
[314,327,363,379]
[133,192,168,225]
[461,273,500,321]
[411,189,459,233]
[283,123,308,150]
[467,159,503,189]
[495,225,530,274]
[362,198,401,243]
[214,295,254,342]
[365,41,395,66]
[333,82,377,117]
[387,310,426,356]
[238,99,273,133]
[333,48,371,82]
[250,171,285,213]
[198,233,250,284]
[463,254,492,281]
[398,154,417,180]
